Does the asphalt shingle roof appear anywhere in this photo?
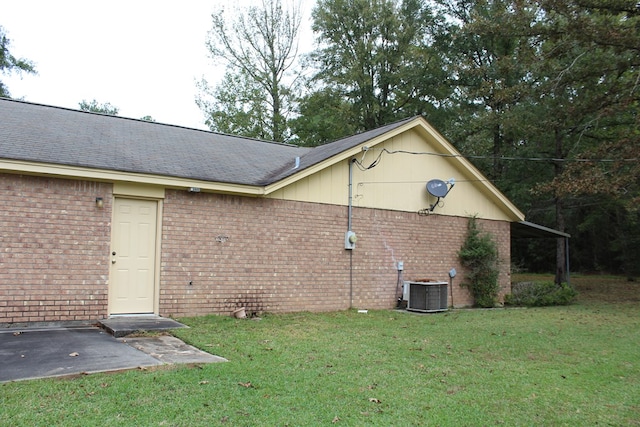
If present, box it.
[0,98,415,186]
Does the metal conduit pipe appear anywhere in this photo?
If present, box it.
[348,158,356,308]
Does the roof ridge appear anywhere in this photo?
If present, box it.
[298,115,420,160]
[311,115,420,147]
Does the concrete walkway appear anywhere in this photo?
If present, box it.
[0,325,226,383]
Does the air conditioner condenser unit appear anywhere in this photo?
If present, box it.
[404,281,448,312]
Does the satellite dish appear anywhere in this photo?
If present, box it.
[426,179,448,198]
[425,178,456,212]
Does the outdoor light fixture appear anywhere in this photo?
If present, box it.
[95,197,104,208]
[188,187,201,193]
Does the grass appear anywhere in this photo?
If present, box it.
[2,275,639,426]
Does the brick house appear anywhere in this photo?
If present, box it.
[0,98,525,324]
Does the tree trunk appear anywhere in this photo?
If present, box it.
[554,129,566,284]
[555,196,566,284]
[271,72,281,142]
[492,122,502,180]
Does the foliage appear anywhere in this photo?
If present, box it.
[432,0,640,278]
[289,87,359,146]
[199,0,302,142]
[533,0,640,206]
[0,25,36,98]
[2,284,640,426]
[302,0,447,142]
[458,216,500,307]
[564,198,640,277]
[432,0,541,180]
[506,281,578,307]
[78,99,119,115]
[197,68,273,139]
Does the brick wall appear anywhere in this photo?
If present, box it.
[160,191,511,317]
[160,191,352,317]
[0,177,511,324]
[351,209,511,309]
[0,174,111,324]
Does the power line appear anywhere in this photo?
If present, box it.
[359,148,638,164]
[356,178,493,186]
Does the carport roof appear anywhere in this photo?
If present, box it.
[511,221,570,239]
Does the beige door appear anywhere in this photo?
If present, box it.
[109,198,158,314]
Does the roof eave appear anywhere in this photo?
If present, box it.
[0,159,266,196]
[512,221,571,239]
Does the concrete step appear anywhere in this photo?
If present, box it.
[98,316,187,338]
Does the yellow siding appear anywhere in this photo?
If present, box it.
[113,182,165,199]
[267,128,520,222]
[270,161,349,205]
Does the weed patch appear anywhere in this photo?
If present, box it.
[506,280,578,306]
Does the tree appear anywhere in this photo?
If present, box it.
[79,99,119,115]
[531,1,639,281]
[0,26,36,98]
[437,0,640,281]
[199,0,302,142]
[531,0,640,207]
[289,87,359,146]
[197,68,272,139]
[433,0,568,280]
[303,0,446,141]
[432,0,540,181]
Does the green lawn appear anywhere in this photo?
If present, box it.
[2,275,639,426]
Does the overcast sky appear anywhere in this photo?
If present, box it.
[2,1,313,130]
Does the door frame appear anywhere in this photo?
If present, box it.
[109,183,164,316]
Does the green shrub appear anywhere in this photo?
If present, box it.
[505,281,578,307]
[458,216,500,308]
